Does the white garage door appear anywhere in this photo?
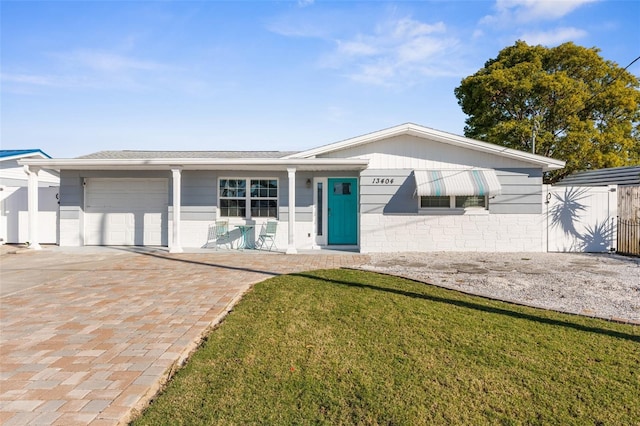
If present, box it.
[85,178,168,246]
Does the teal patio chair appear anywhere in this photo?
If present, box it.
[256,221,278,251]
[206,220,230,250]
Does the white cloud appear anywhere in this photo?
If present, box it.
[1,73,56,86]
[269,11,460,87]
[326,105,350,122]
[323,17,458,86]
[266,13,333,38]
[337,39,380,57]
[51,49,167,73]
[396,36,449,63]
[519,27,587,45]
[390,18,446,38]
[2,49,185,94]
[472,29,485,39]
[482,0,599,24]
[348,62,396,85]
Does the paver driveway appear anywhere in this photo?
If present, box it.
[0,248,368,425]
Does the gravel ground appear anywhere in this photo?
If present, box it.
[360,252,640,324]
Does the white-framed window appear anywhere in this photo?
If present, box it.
[420,196,452,208]
[250,179,278,218]
[455,195,486,209]
[419,195,487,210]
[220,179,247,217]
[219,178,278,218]
[313,177,329,248]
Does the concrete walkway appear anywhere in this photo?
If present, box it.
[0,247,368,425]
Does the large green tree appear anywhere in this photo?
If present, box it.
[454,41,640,183]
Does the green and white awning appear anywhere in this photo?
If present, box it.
[414,169,502,197]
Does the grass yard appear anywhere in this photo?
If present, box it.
[133,269,639,425]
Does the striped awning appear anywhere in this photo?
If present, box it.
[414,169,502,197]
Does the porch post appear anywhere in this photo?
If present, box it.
[286,167,297,254]
[170,168,183,253]
[24,165,42,250]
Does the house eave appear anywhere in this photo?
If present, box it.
[18,158,370,172]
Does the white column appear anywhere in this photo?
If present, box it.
[286,167,297,254]
[24,165,42,250]
[170,168,183,253]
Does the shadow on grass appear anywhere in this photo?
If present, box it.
[291,272,640,343]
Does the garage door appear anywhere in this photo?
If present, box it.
[85,178,168,246]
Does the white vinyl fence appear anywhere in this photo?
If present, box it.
[0,186,59,244]
[545,185,617,253]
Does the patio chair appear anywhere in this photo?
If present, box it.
[206,220,231,250]
[256,221,278,251]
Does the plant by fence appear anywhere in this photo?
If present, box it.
[617,218,640,257]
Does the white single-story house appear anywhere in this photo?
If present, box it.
[1,149,59,245]
[19,123,565,253]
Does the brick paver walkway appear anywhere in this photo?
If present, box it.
[0,249,368,425]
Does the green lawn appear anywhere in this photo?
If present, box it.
[133,269,639,425]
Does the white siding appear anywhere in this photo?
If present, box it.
[319,134,536,170]
[0,159,59,186]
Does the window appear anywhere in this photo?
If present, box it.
[219,178,278,218]
[316,182,323,236]
[333,182,351,195]
[250,179,278,217]
[455,196,486,209]
[419,195,487,210]
[220,179,247,217]
[420,196,451,208]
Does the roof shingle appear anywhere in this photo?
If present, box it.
[76,150,300,160]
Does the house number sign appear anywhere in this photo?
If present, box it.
[371,178,395,184]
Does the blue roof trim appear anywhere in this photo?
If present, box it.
[0,149,51,159]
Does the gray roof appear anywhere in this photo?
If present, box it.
[556,165,640,186]
[77,150,300,160]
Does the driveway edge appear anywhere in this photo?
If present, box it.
[118,284,253,425]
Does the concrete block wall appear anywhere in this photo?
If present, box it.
[176,218,314,251]
[59,212,312,250]
[360,213,545,252]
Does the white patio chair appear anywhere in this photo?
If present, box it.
[256,221,278,251]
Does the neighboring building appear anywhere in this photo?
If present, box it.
[18,123,565,252]
[555,165,640,187]
[0,150,59,244]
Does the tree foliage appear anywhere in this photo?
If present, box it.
[454,41,640,183]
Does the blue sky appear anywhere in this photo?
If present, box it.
[2,0,639,158]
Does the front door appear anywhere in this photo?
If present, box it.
[328,178,358,245]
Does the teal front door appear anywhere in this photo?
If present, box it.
[328,178,358,245]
